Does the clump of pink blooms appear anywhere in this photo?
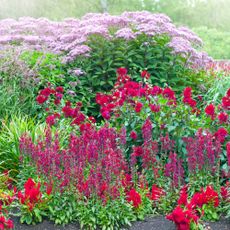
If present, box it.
[0,12,211,67]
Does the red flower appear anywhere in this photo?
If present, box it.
[218,112,228,124]
[121,174,133,190]
[40,88,53,97]
[126,189,142,208]
[162,87,176,100]
[150,104,160,112]
[117,67,128,76]
[62,105,74,117]
[178,186,188,206]
[0,215,14,230]
[96,93,112,106]
[55,93,63,100]
[222,96,230,110]
[220,186,229,200]
[135,102,143,113]
[183,87,192,98]
[141,70,150,79]
[36,95,48,104]
[227,142,230,167]
[6,219,14,229]
[151,86,162,96]
[197,95,203,101]
[205,104,215,119]
[149,184,165,201]
[190,186,219,208]
[56,86,64,93]
[130,130,138,140]
[214,127,228,143]
[18,178,43,211]
[88,116,96,123]
[132,146,143,157]
[101,110,111,120]
[166,206,198,230]
[183,98,197,108]
[46,115,56,126]
[54,99,61,105]
[227,88,230,97]
[45,182,53,196]
[204,186,219,207]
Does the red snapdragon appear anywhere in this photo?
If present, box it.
[126,189,142,208]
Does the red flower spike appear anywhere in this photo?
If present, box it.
[130,130,138,140]
[141,70,150,79]
[126,189,142,208]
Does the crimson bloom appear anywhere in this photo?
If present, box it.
[56,86,64,93]
[46,115,56,126]
[205,104,215,119]
[116,67,127,76]
[134,102,143,113]
[150,104,160,112]
[0,215,14,230]
[36,95,48,104]
[18,178,43,211]
[126,189,142,208]
[151,86,162,96]
[166,206,198,230]
[218,112,228,124]
[220,186,229,201]
[214,127,228,143]
[130,130,138,140]
[227,142,230,167]
[141,70,150,79]
[222,96,230,110]
[149,184,165,201]
[162,87,176,100]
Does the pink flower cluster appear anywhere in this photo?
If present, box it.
[0,12,211,67]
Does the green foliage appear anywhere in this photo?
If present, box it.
[200,204,220,221]
[48,191,78,225]
[19,207,47,225]
[76,197,137,230]
[0,77,37,120]
[0,115,45,176]
[203,75,230,104]
[20,51,66,86]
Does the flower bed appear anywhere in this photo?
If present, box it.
[0,68,229,230]
[0,11,229,230]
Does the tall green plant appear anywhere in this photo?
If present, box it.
[0,115,45,176]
